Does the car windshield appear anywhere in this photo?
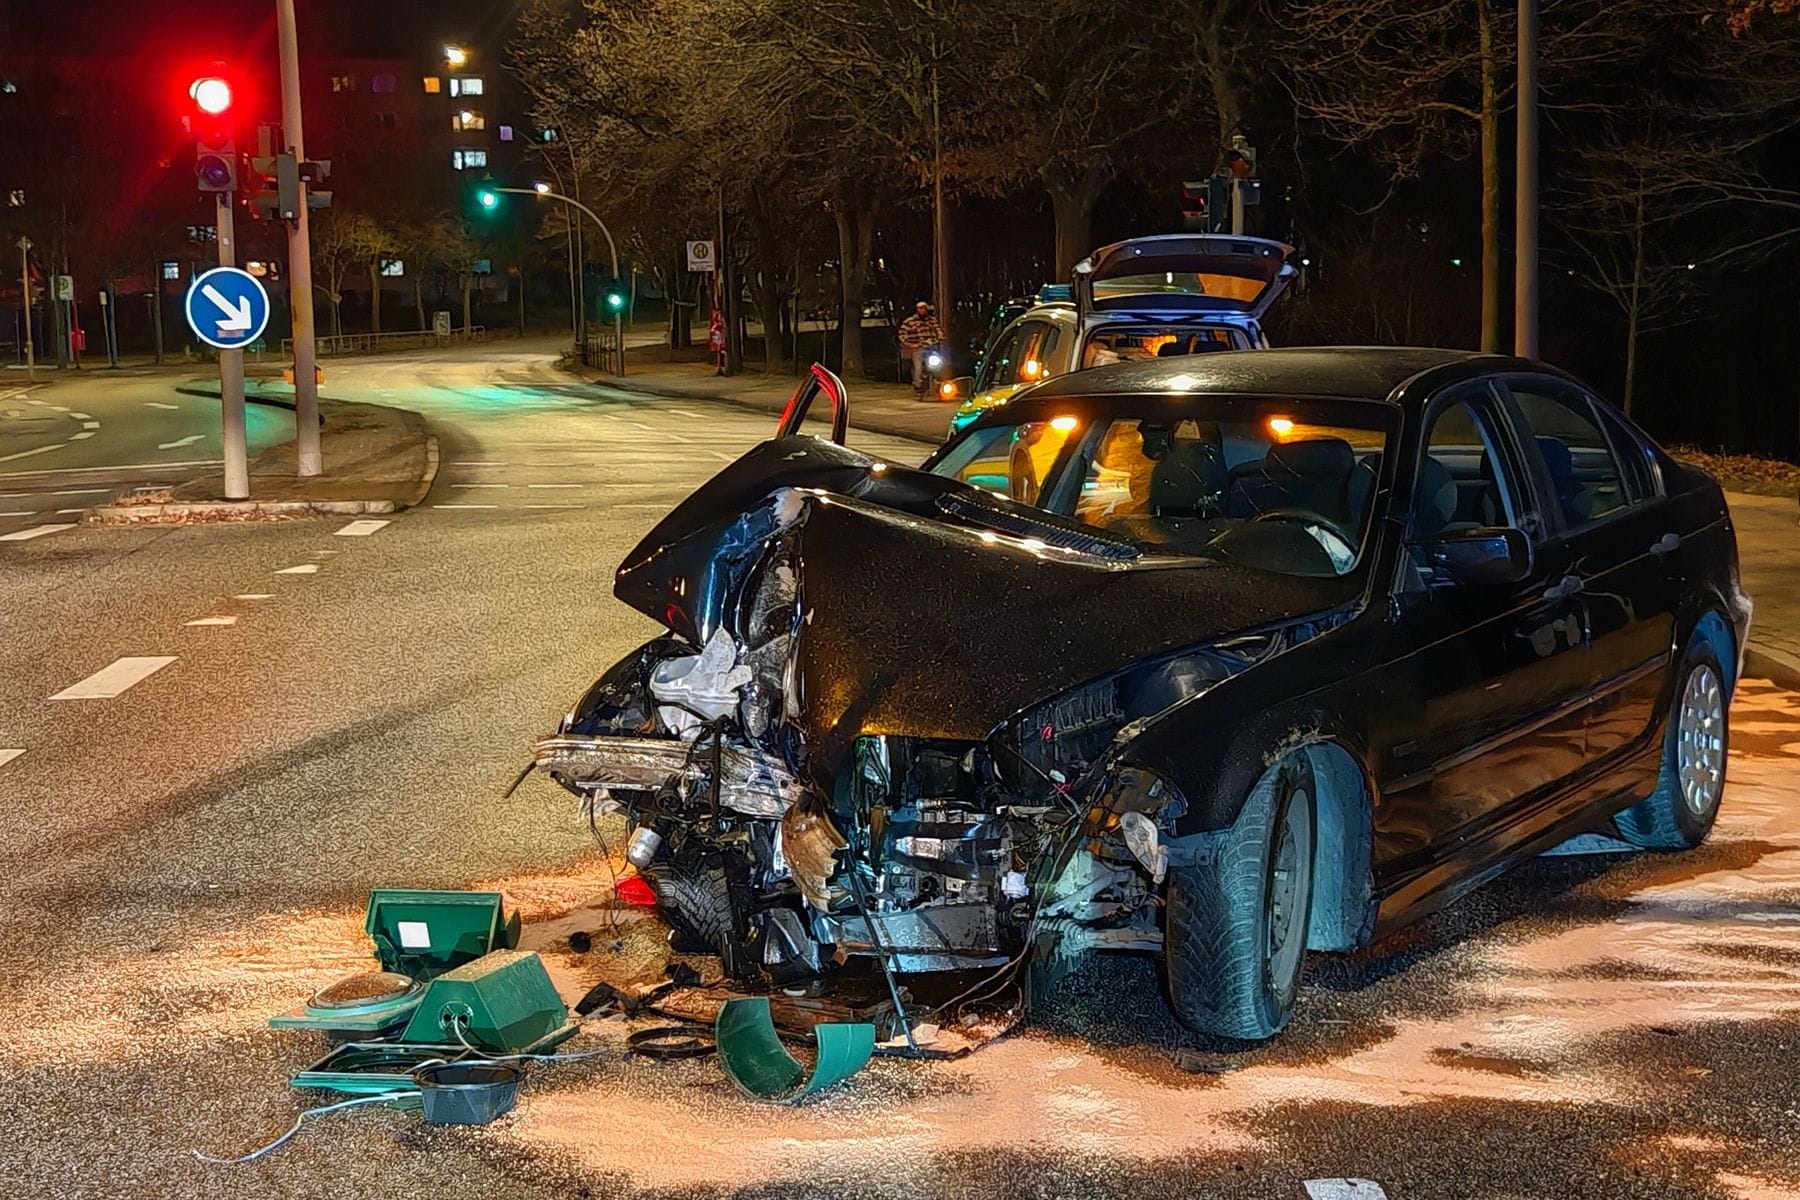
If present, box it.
[930,396,1395,578]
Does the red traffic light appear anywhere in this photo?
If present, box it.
[190,76,233,116]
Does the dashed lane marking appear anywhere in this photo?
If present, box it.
[68,432,95,441]
[50,655,178,701]
[49,405,69,412]
[0,444,62,464]
[0,523,76,541]
[69,412,93,420]
[335,519,390,537]
[432,504,498,510]
[524,503,584,509]
[184,616,238,627]
[451,460,508,466]
[55,508,86,514]
[80,421,100,430]
[452,482,509,489]
[158,434,206,450]
[527,483,583,489]
[0,749,22,770]
[614,503,676,510]
[53,489,111,496]
[275,563,320,575]
[146,402,180,410]
[0,511,37,517]
[26,398,47,406]
[234,594,274,600]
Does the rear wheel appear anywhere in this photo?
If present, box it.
[1164,756,1316,1040]
[1614,637,1729,850]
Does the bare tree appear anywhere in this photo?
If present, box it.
[308,210,386,338]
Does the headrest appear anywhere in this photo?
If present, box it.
[1267,437,1354,481]
[1156,339,1190,357]
[1535,435,1573,479]
[1151,439,1226,515]
[1415,456,1457,535]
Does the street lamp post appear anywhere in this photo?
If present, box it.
[16,236,34,384]
[277,0,322,476]
[496,186,625,375]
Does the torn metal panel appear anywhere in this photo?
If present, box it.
[532,734,801,819]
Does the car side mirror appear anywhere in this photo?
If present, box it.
[940,375,975,403]
[1417,526,1533,586]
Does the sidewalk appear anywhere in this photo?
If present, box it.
[574,353,954,446]
[86,398,437,522]
[1729,492,1800,689]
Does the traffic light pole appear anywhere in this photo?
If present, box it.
[215,194,250,500]
[278,0,322,476]
[496,187,625,376]
[16,237,33,384]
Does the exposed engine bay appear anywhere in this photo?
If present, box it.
[533,436,1345,995]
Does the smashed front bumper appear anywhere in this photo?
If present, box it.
[531,733,802,819]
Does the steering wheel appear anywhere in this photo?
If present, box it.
[1250,507,1358,568]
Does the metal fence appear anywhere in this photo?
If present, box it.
[580,327,621,374]
[280,327,486,358]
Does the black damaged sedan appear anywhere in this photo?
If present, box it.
[538,348,1750,1041]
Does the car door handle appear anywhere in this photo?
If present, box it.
[1649,532,1681,559]
[1543,574,1585,602]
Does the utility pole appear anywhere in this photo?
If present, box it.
[149,263,165,365]
[216,193,250,500]
[1514,0,1540,358]
[16,237,33,383]
[277,0,322,476]
[929,37,951,349]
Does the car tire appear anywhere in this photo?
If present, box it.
[1164,755,1316,1041]
[647,859,744,969]
[1613,636,1730,850]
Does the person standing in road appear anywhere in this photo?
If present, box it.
[898,300,946,399]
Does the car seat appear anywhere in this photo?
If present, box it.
[1257,437,1357,528]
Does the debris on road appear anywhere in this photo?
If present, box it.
[714,995,876,1102]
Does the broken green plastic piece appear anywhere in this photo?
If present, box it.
[714,996,876,1102]
[364,889,521,979]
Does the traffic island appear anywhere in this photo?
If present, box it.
[84,398,438,524]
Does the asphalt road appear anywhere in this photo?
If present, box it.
[0,368,291,537]
[1,345,1797,1200]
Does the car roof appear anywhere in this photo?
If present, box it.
[1013,346,1535,408]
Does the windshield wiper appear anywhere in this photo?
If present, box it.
[934,492,1141,562]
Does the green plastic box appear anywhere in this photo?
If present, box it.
[400,948,574,1055]
[364,889,521,979]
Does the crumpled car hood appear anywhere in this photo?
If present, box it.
[614,437,1358,785]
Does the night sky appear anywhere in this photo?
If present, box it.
[16,0,533,59]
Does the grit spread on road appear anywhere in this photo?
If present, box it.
[1,344,1796,1199]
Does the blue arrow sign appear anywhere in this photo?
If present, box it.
[185,266,271,351]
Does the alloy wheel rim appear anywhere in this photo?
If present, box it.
[1266,787,1311,989]
[1677,663,1725,817]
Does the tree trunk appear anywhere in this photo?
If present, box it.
[368,262,382,334]
[1046,161,1114,278]
[1478,0,1502,352]
[834,186,880,379]
[743,192,791,375]
[1624,186,1645,415]
[413,278,426,331]
[517,266,526,335]
[462,276,473,334]
[330,296,342,339]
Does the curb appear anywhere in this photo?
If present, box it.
[85,498,397,524]
[410,435,441,507]
[571,366,942,447]
[174,384,327,421]
[1745,644,1800,692]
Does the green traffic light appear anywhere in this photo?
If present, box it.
[477,189,499,210]
[606,292,625,311]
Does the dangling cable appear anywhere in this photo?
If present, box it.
[192,1092,417,1164]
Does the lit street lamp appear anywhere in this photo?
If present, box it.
[444,45,469,68]
[491,185,626,375]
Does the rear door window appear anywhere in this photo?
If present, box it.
[1502,380,1630,530]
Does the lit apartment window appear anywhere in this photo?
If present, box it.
[452,109,485,132]
[452,149,489,170]
[423,76,441,94]
[331,74,358,93]
[448,76,484,97]
[371,73,398,94]
[498,125,514,142]
[538,127,560,142]
[379,258,405,277]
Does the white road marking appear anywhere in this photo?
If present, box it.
[26,398,46,406]
[81,421,101,430]
[69,412,93,420]
[275,563,320,574]
[0,523,76,541]
[335,519,390,536]
[0,444,62,464]
[451,460,508,466]
[0,749,22,770]
[524,503,585,509]
[53,489,111,496]
[614,503,675,510]
[146,402,180,410]
[667,408,704,419]
[50,655,178,700]
[184,616,238,627]
[55,508,86,514]
[49,405,69,412]
[527,483,583,489]
[68,432,95,441]
[234,593,274,600]
[453,482,508,489]
[158,434,206,450]
[0,511,37,517]
[433,504,498,510]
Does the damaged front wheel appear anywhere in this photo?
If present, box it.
[1164,755,1316,1041]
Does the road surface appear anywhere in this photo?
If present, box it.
[1,344,1796,1200]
